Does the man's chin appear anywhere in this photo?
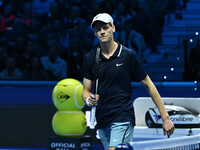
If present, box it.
[100,39,110,43]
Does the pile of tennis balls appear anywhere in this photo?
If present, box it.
[52,78,87,137]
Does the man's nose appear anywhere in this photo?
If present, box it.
[100,28,105,34]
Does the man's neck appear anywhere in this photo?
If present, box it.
[100,41,118,59]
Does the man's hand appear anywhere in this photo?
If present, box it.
[162,117,175,138]
[87,94,99,107]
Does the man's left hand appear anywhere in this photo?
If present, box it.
[162,118,175,138]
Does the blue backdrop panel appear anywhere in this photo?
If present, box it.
[0,81,199,148]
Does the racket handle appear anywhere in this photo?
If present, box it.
[90,106,96,129]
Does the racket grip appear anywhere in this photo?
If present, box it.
[90,106,96,129]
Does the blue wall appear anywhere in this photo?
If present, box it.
[0,81,199,148]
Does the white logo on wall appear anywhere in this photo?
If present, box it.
[51,143,75,148]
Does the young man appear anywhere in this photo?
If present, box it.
[82,13,175,150]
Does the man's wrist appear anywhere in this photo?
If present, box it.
[162,115,170,121]
[86,97,91,107]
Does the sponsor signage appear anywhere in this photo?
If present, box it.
[48,136,92,150]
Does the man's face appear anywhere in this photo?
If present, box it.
[94,22,115,43]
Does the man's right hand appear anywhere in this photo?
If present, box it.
[87,94,99,107]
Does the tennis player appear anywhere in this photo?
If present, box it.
[82,13,175,150]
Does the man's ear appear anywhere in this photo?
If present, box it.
[112,25,116,33]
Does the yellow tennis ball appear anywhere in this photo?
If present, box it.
[52,78,85,111]
[52,111,87,137]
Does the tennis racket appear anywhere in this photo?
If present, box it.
[90,47,100,129]
[90,79,98,129]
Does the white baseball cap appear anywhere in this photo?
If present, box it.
[91,13,113,28]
